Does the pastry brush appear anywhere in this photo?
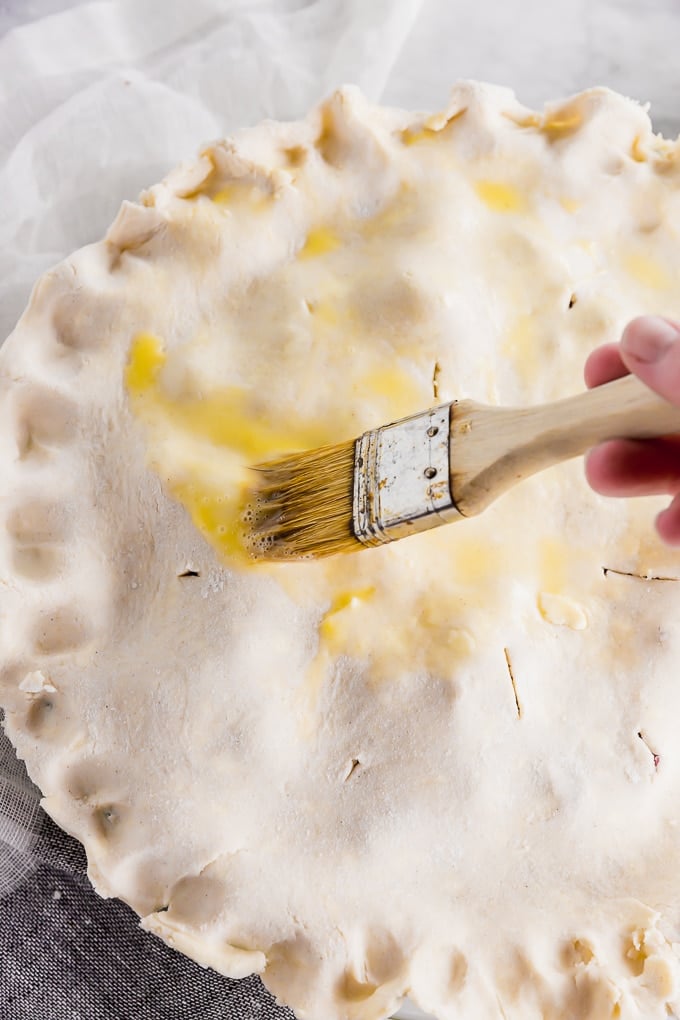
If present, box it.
[246,373,680,560]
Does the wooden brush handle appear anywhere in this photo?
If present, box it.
[449,373,680,517]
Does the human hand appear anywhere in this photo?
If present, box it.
[584,315,680,546]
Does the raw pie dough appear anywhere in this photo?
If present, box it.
[2,83,680,1020]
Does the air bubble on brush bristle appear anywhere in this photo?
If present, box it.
[245,529,277,559]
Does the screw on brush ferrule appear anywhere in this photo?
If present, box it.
[352,403,464,546]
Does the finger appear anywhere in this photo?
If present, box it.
[620,315,680,407]
[585,437,680,497]
[584,344,629,389]
[656,493,680,546]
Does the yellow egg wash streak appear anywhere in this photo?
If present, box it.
[125,333,335,562]
[474,179,526,213]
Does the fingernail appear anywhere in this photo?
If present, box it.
[621,315,680,363]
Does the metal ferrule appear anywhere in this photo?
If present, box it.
[353,403,463,547]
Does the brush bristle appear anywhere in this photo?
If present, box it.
[244,439,362,560]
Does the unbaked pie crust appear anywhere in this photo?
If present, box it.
[2,83,680,1020]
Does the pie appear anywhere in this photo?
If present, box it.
[2,82,680,1020]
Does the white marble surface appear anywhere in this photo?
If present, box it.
[386,0,680,137]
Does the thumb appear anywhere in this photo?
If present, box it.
[620,316,680,407]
